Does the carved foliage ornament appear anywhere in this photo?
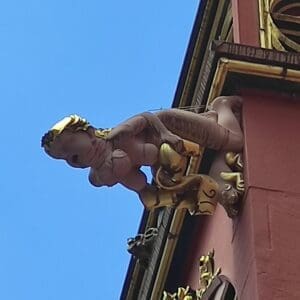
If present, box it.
[260,0,300,51]
[154,142,219,216]
[163,250,221,300]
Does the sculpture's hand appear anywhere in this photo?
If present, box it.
[160,132,184,153]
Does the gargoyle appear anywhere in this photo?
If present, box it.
[41,96,244,216]
[127,227,158,268]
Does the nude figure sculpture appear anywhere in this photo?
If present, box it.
[41,96,244,217]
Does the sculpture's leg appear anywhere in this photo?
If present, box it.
[156,97,243,152]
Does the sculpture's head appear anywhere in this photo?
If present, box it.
[41,115,111,168]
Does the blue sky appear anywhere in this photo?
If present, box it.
[0,1,198,299]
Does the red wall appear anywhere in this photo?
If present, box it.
[232,0,260,46]
[182,91,300,299]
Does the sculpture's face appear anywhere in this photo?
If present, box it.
[45,129,97,168]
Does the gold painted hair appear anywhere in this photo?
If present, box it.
[41,114,111,150]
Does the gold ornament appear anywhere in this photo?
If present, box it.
[41,114,112,150]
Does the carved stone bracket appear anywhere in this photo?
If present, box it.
[162,250,221,300]
[127,227,158,268]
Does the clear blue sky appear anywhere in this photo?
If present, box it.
[0,1,198,299]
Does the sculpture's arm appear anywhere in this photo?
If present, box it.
[107,112,183,152]
[119,169,148,193]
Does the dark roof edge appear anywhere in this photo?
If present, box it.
[172,0,207,108]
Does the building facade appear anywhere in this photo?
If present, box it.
[121,1,300,299]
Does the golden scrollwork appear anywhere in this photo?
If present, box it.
[197,250,221,298]
[220,172,244,193]
[162,250,221,300]
[155,142,218,215]
[163,287,195,300]
[259,0,300,51]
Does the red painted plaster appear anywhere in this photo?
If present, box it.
[182,91,300,299]
[243,91,300,194]
[232,0,260,46]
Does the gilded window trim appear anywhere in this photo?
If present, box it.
[258,0,300,51]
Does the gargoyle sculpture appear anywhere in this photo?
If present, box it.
[41,96,244,217]
[127,227,158,268]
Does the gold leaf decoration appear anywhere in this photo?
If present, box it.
[162,250,221,300]
[260,0,300,51]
